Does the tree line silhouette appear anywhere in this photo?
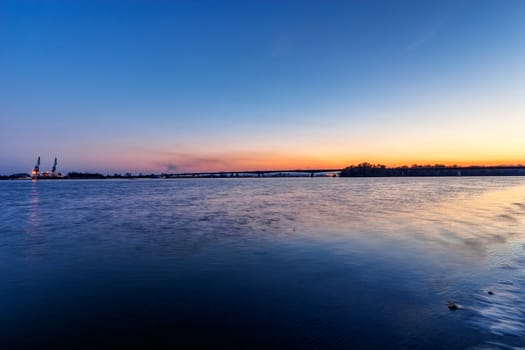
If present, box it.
[339,163,525,177]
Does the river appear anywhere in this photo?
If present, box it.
[1,177,524,349]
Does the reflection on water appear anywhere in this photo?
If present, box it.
[1,177,525,349]
[28,181,40,235]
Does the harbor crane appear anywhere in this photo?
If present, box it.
[31,156,60,178]
[51,157,57,177]
[32,156,40,178]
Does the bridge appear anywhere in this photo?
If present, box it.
[165,168,343,178]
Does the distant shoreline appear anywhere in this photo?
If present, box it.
[2,165,525,180]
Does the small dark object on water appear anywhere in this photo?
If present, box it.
[448,302,458,310]
[488,291,494,295]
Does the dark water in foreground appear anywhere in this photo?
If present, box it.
[1,178,525,349]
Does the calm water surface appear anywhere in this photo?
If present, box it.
[1,177,525,349]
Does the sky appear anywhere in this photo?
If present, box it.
[1,0,524,174]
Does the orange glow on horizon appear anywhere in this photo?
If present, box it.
[130,155,525,173]
[58,155,525,174]
[70,142,525,174]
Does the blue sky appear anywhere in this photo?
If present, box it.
[1,0,524,174]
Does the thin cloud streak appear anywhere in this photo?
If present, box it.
[405,0,469,51]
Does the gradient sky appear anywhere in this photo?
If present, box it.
[1,0,524,174]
